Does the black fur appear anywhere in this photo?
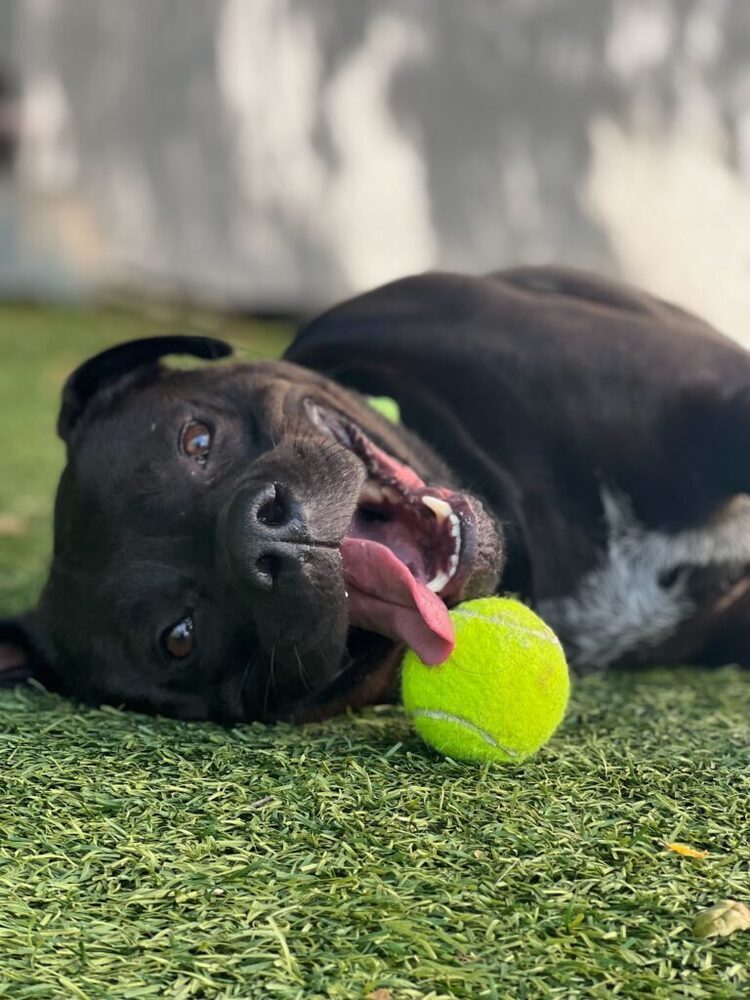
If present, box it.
[3,268,749,721]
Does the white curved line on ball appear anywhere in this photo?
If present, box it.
[451,608,561,647]
[411,709,521,757]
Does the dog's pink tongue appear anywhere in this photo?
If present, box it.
[340,538,455,665]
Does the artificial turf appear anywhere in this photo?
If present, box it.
[0,306,748,999]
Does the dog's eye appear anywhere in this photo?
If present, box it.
[162,617,194,659]
[181,421,212,464]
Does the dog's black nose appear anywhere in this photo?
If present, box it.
[223,482,309,591]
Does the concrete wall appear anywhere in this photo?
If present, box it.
[3,0,750,341]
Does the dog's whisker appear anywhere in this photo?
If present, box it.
[293,643,312,694]
[263,643,277,716]
[237,648,260,717]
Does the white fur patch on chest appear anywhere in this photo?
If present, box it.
[538,490,750,670]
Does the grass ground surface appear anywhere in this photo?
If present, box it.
[0,306,748,998]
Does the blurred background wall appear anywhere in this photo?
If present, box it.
[1,0,750,340]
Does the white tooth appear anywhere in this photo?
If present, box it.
[421,496,452,522]
[360,480,384,503]
[449,515,462,562]
[382,485,401,504]
[311,405,324,428]
[427,569,451,593]
[428,552,461,594]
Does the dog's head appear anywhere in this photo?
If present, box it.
[1,337,503,721]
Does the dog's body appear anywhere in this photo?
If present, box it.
[2,267,749,720]
[287,267,750,676]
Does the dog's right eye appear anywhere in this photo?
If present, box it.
[162,617,194,659]
[181,421,212,465]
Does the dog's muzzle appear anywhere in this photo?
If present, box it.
[222,481,312,594]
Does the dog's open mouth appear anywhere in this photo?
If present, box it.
[311,405,479,666]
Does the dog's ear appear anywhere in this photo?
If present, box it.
[0,615,59,689]
[58,335,233,443]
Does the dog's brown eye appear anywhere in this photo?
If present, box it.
[181,422,211,464]
[162,617,194,659]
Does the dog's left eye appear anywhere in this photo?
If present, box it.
[181,421,212,464]
[162,617,194,659]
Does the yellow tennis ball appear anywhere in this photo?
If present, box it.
[366,395,401,424]
[401,597,570,763]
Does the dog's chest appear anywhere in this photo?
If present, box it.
[538,490,750,670]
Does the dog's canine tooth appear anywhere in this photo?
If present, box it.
[382,485,402,504]
[421,495,452,522]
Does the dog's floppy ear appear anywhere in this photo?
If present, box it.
[58,335,233,442]
[0,615,58,689]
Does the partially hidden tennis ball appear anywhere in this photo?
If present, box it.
[401,597,570,763]
[366,395,401,424]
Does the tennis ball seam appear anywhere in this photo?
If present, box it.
[452,607,561,647]
[410,708,521,758]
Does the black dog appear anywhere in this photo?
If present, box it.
[2,267,748,721]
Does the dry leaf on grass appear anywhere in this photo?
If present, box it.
[0,514,28,537]
[694,900,750,939]
[366,990,393,1000]
[665,842,709,859]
